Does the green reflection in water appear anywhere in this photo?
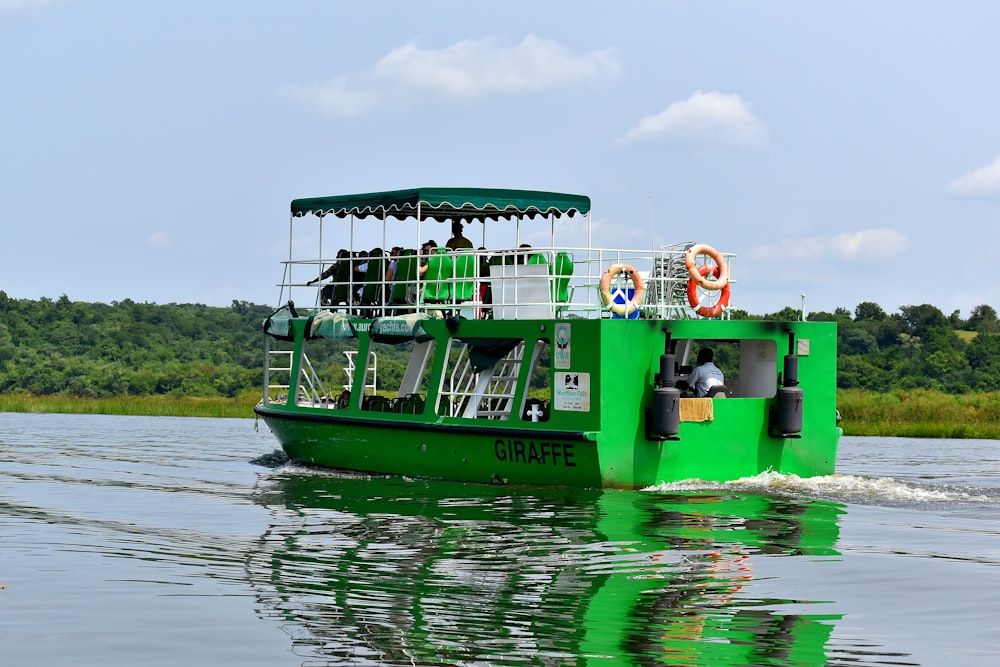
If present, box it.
[250,473,844,666]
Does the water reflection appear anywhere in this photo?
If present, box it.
[248,472,849,665]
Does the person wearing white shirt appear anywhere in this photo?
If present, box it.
[687,347,725,397]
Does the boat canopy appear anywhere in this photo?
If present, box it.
[290,187,591,222]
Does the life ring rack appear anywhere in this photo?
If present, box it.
[685,244,731,317]
[599,263,645,316]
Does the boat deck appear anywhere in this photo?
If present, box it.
[276,244,735,321]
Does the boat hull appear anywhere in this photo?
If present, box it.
[255,405,605,486]
[256,404,839,489]
[256,316,841,489]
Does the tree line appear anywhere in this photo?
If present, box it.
[2,291,999,398]
[732,301,1000,393]
[0,293,274,399]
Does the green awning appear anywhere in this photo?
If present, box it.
[290,187,591,222]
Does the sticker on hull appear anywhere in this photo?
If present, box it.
[554,323,571,369]
[554,372,590,411]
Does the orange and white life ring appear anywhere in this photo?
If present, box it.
[685,243,729,291]
[687,265,731,317]
[599,263,645,316]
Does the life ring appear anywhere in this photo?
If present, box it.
[687,265,731,317]
[685,243,729,291]
[599,263,645,316]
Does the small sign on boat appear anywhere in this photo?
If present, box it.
[554,323,571,369]
[554,372,590,412]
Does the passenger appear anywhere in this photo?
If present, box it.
[306,249,350,306]
[353,250,369,277]
[351,250,370,301]
[418,240,437,277]
[515,243,532,265]
[361,247,384,276]
[385,247,402,282]
[687,348,725,397]
[307,248,349,285]
[477,248,494,319]
[445,220,474,250]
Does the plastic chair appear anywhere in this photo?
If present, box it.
[389,250,418,306]
[422,252,454,303]
[706,385,729,399]
[359,250,385,314]
[452,251,477,302]
[552,252,574,315]
[329,259,354,308]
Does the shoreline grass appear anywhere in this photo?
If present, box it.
[0,394,257,419]
[3,389,999,439]
[837,388,1000,439]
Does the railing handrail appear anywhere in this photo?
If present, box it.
[275,245,735,321]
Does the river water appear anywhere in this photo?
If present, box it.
[1,412,998,666]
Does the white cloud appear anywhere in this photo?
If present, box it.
[373,34,621,98]
[620,90,768,148]
[282,35,620,117]
[947,155,1000,196]
[148,231,170,247]
[745,228,910,263]
[278,76,382,119]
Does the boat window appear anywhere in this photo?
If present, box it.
[520,338,551,423]
[298,335,358,408]
[437,338,525,420]
[736,339,778,398]
[361,338,436,414]
[673,338,778,399]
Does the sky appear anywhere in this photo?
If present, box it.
[2,0,999,318]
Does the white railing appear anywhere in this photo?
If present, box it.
[263,341,292,404]
[275,245,735,321]
[437,341,524,420]
[343,351,377,394]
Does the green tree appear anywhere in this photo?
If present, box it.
[854,301,886,321]
[842,328,878,355]
[899,304,947,338]
[966,305,999,333]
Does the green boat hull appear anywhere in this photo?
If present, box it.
[256,317,841,489]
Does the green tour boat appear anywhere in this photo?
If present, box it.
[254,187,841,489]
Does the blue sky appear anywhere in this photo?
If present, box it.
[3,1,999,317]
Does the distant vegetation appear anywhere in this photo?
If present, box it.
[2,291,1000,435]
[0,294,272,400]
[0,394,251,419]
[837,388,1000,439]
[731,300,1000,394]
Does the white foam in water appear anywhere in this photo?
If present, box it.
[263,458,996,506]
[268,461,393,482]
[645,470,996,505]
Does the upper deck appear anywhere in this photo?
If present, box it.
[273,187,734,321]
[279,244,734,321]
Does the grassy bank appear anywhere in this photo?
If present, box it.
[0,393,257,419]
[838,388,1000,439]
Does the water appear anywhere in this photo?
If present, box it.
[1,413,998,666]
